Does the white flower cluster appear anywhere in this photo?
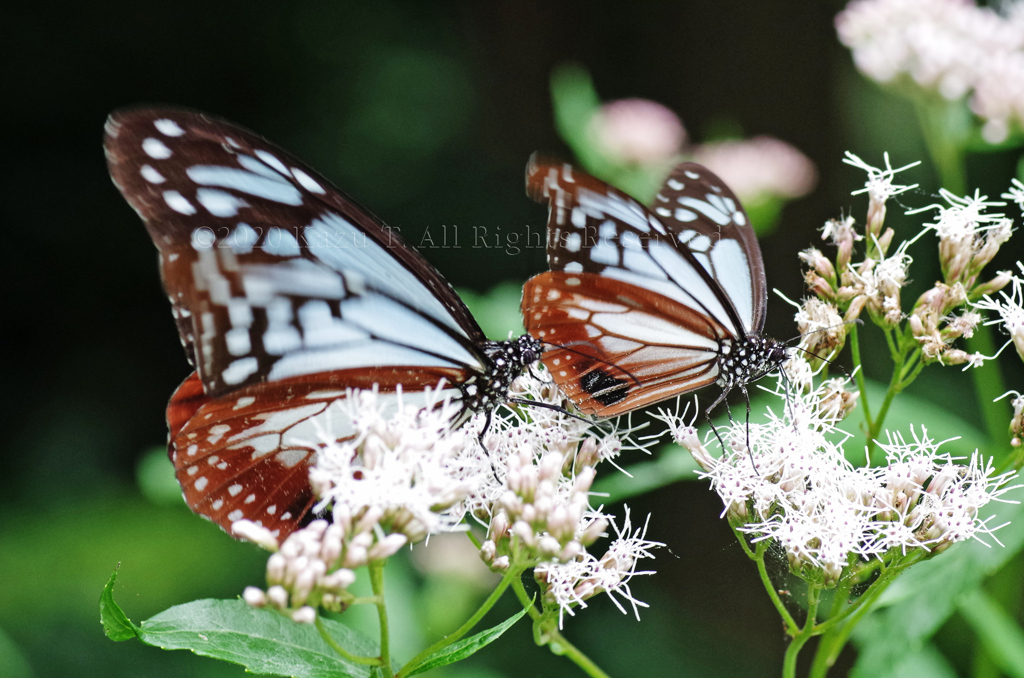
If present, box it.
[475,375,662,623]
[804,154,1015,367]
[911,190,1013,288]
[657,369,1018,584]
[236,373,661,624]
[836,0,1024,142]
[534,508,659,628]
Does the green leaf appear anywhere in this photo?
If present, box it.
[958,589,1024,678]
[0,625,34,678]
[851,641,957,678]
[138,599,380,678]
[99,569,141,641]
[402,606,528,677]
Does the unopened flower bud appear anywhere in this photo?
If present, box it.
[291,606,317,624]
[367,533,408,561]
[267,585,289,609]
[972,271,1012,298]
[243,587,267,607]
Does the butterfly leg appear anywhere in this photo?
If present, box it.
[703,382,734,453]
[478,410,494,447]
[741,385,758,472]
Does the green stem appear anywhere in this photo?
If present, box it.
[509,575,613,678]
[867,338,907,457]
[783,585,821,678]
[315,617,383,666]
[966,328,1009,446]
[368,560,394,678]
[850,324,874,433]
[398,566,523,678]
[747,537,798,633]
[807,552,927,677]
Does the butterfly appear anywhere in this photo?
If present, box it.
[105,107,541,539]
[521,158,787,424]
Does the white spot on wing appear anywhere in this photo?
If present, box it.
[255,150,289,175]
[164,190,196,215]
[196,188,246,217]
[187,165,303,205]
[265,227,301,256]
[154,119,185,136]
[223,357,258,385]
[140,165,165,184]
[292,168,325,194]
[142,138,172,159]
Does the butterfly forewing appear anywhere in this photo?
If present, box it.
[522,159,771,415]
[650,163,767,334]
[105,108,487,396]
[106,107,508,539]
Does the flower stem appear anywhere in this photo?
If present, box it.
[782,585,821,678]
[509,575,613,678]
[913,98,967,196]
[849,324,874,433]
[398,566,523,678]
[807,553,926,677]
[745,536,798,633]
[315,616,383,667]
[966,327,1009,445]
[368,560,394,678]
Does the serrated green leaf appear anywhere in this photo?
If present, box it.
[958,589,1024,678]
[139,599,379,678]
[99,569,140,641]
[403,606,528,677]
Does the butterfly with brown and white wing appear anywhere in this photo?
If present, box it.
[521,158,788,426]
[105,107,541,539]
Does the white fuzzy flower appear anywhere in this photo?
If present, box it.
[1004,178,1024,212]
[843,152,920,206]
[535,509,662,628]
[659,374,1017,582]
[308,384,480,544]
[976,262,1024,363]
[909,189,1012,286]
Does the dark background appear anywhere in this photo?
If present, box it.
[4,2,1015,676]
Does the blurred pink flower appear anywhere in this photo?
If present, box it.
[588,98,686,165]
[692,136,817,204]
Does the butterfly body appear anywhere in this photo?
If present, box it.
[521,159,787,418]
[105,107,539,537]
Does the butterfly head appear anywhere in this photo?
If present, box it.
[462,335,543,413]
[717,335,789,389]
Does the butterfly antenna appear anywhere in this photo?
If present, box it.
[783,319,862,380]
